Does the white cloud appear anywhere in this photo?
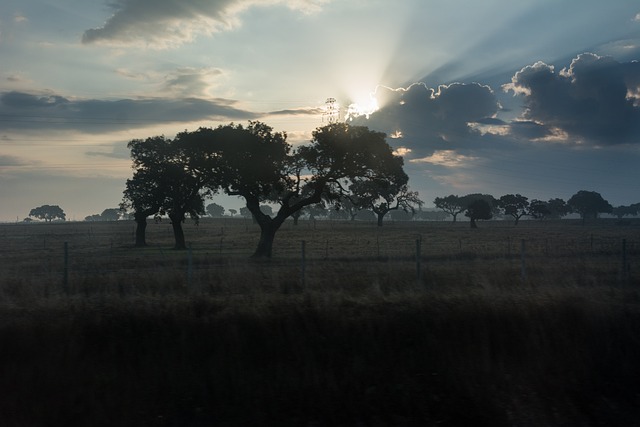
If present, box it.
[411,150,479,168]
[82,0,332,48]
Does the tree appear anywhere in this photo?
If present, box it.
[434,195,466,222]
[29,205,66,222]
[239,207,252,219]
[545,198,571,219]
[206,203,225,218]
[529,199,551,220]
[350,179,423,226]
[497,194,529,225]
[465,199,492,228]
[101,208,121,221]
[204,121,406,258]
[567,190,613,223]
[123,134,210,249]
[612,205,638,219]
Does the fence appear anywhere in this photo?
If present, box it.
[2,219,638,298]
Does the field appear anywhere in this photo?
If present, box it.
[1,218,640,426]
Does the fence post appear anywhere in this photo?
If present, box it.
[520,239,526,281]
[301,240,306,291]
[187,244,193,290]
[63,241,69,295]
[416,238,422,285]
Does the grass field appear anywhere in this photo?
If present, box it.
[1,218,639,426]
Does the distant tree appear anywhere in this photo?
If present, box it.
[239,207,252,219]
[497,194,529,225]
[415,210,450,221]
[528,199,551,220]
[612,205,638,219]
[29,205,66,222]
[568,190,613,223]
[462,194,498,215]
[228,209,237,217]
[465,199,492,228]
[307,205,328,221]
[434,195,466,222]
[350,179,422,226]
[101,208,121,221]
[206,203,225,218]
[545,198,571,219]
[84,214,102,222]
[336,197,360,221]
[22,217,33,223]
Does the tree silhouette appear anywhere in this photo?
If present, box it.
[497,194,529,225]
[567,190,613,223]
[612,204,638,219]
[203,121,406,258]
[465,199,492,228]
[434,195,466,222]
[123,134,209,249]
[350,179,422,226]
[206,203,225,218]
[545,198,571,219]
[529,199,551,219]
[29,205,66,222]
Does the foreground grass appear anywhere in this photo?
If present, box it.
[1,287,640,426]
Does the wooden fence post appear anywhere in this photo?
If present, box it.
[622,239,629,283]
[416,238,422,285]
[63,242,69,295]
[520,239,526,281]
[301,240,306,290]
[187,244,193,290]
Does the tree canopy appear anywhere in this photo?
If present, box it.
[567,190,613,222]
[29,205,66,222]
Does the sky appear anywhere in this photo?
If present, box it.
[1,0,640,222]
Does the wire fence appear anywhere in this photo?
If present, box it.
[2,219,639,299]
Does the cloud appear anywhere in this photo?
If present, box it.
[267,106,324,116]
[163,67,225,97]
[82,0,331,48]
[0,90,258,133]
[0,154,29,166]
[411,150,479,167]
[351,82,499,158]
[85,142,131,160]
[504,53,640,145]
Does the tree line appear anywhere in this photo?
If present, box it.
[434,191,639,228]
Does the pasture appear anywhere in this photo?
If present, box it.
[1,218,640,426]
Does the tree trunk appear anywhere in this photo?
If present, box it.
[169,213,187,250]
[452,213,457,222]
[470,218,477,228]
[252,222,279,258]
[377,212,385,227]
[134,215,148,247]
[514,216,520,226]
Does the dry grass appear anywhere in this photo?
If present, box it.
[1,218,640,426]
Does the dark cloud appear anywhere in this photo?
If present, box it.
[0,91,258,133]
[504,53,640,145]
[82,0,329,47]
[351,82,499,158]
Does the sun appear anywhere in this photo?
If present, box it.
[344,91,380,121]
